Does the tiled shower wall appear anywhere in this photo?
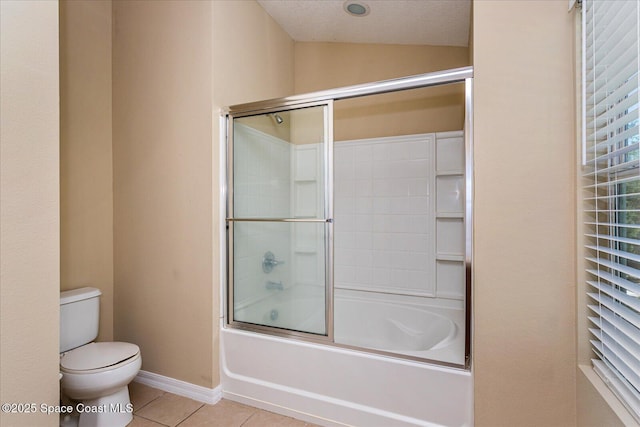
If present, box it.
[333,131,465,302]
[232,125,466,308]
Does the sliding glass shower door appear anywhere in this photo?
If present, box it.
[226,103,332,337]
[225,67,473,369]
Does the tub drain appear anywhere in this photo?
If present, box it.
[270,309,279,321]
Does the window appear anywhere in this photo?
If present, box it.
[582,0,640,421]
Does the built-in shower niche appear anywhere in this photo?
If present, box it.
[230,106,328,336]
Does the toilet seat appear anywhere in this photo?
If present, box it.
[61,342,140,374]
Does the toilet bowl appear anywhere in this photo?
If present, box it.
[60,343,141,427]
[60,288,142,427]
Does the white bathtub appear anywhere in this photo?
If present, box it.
[221,289,472,426]
[233,288,326,335]
[334,293,465,366]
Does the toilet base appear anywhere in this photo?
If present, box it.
[77,386,133,427]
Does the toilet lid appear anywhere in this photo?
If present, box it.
[60,342,139,371]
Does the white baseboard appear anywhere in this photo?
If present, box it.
[134,370,222,405]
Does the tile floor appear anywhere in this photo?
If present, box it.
[128,382,319,427]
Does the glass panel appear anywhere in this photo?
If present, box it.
[232,106,326,219]
[229,104,329,336]
[332,84,467,366]
[232,221,326,335]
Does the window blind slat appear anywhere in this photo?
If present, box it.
[587,280,640,314]
[593,120,639,151]
[585,244,640,263]
[601,317,640,357]
[592,107,639,143]
[588,142,640,164]
[584,159,640,177]
[593,360,640,422]
[584,174,639,188]
[586,97,638,132]
[583,190,640,201]
[587,63,639,108]
[584,232,640,249]
[588,291,640,334]
[593,325,640,377]
[586,257,640,281]
[589,73,638,110]
[585,36,637,79]
[600,340,640,393]
[588,53,638,87]
[590,312,640,348]
[584,212,640,220]
[584,222,640,232]
[587,269,640,296]
[587,1,635,42]
[591,341,606,365]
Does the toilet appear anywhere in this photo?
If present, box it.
[60,287,141,427]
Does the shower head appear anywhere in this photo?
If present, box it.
[272,113,284,124]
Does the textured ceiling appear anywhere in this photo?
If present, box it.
[256,0,471,47]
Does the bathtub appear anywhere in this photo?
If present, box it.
[334,292,465,366]
[221,288,472,426]
[233,287,326,335]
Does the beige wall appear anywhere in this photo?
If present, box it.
[0,1,61,426]
[60,0,114,342]
[113,0,214,388]
[295,42,469,140]
[112,0,293,388]
[468,2,474,65]
[212,1,294,108]
[473,1,577,426]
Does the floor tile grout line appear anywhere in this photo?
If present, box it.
[132,392,167,414]
[174,402,205,427]
[132,386,317,427]
[239,410,259,427]
[133,413,172,427]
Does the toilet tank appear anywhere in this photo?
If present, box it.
[60,287,101,353]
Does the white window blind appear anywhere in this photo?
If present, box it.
[582,0,640,421]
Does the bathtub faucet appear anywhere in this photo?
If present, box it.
[266,281,283,291]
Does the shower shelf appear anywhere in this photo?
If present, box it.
[435,169,464,176]
[436,254,465,262]
[436,212,464,218]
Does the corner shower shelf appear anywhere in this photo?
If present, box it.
[436,212,464,218]
[436,254,465,262]
[435,169,464,176]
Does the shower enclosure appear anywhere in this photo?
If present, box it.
[222,66,473,426]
